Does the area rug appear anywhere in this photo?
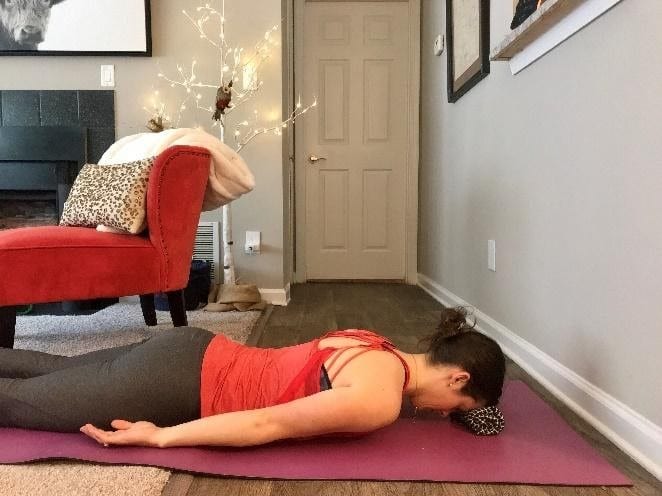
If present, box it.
[13,300,260,356]
[0,381,631,486]
[0,302,262,496]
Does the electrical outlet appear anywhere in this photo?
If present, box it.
[488,240,496,272]
[245,230,261,254]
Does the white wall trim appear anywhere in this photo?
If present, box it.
[292,0,305,284]
[404,0,420,284]
[417,273,662,481]
[510,0,624,75]
[124,289,291,307]
[259,283,290,306]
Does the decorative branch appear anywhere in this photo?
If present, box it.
[234,97,317,152]
[147,0,317,286]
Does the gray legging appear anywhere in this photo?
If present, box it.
[0,326,214,432]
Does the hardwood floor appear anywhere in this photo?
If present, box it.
[164,283,661,496]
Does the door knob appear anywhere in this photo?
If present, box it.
[308,154,327,164]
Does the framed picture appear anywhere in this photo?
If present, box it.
[446,0,490,103]
[0,0,151,56]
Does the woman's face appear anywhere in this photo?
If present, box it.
[411,370,483,417]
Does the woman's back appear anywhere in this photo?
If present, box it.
[200,330,409,417]
[200,335,318,416]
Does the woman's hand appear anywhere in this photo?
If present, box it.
[80,420,164,448]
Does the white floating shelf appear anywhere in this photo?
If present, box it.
[491,0,624,74]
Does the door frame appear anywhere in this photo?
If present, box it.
[290,0,420,283]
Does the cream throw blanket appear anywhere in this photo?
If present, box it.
[99,128,254,211]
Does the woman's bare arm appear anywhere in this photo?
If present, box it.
[81,385,401,448]
[81,348,406,448]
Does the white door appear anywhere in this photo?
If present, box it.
[300,1,411,280]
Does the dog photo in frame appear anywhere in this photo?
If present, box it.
[0,0,151,56]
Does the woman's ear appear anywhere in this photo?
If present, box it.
[449,371,470,388]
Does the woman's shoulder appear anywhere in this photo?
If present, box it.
[322,346,407,393]
[317,328,392,349]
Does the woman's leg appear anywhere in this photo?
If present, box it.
[0,342,145,378]
[0,327,214,432]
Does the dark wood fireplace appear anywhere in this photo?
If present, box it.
[0,126,86,229]
[0,89,115,229]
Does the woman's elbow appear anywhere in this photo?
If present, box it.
[353,406,399,432]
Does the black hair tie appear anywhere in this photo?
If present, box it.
[451,406,505,436]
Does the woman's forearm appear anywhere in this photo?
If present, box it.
[156,409,278,448]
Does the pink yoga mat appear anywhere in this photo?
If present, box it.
[0,381,631,485]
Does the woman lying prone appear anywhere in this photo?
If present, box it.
[0,307,506,447]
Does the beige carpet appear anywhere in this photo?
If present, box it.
[0,463,170,496]
[0,302,262,496]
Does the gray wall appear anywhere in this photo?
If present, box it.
[0,0,287,290]
[419,0,662,426]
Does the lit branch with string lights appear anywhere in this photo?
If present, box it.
[150,1,316,146]
[155,59,214,127]
[151,1,304,140]
[234,96,317,151]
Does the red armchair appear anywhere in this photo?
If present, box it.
[0,145,211,348]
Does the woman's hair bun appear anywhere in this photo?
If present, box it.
[423,306,505,408]
[436,306,475,338]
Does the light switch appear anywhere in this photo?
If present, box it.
[100,65,115,87]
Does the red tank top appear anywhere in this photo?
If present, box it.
[199,329,410,417]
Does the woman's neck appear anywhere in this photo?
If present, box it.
[397,352,427,396]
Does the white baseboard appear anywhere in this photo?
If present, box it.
[418,273,662,481]
[123,287,291,307]
[259,284,290,306]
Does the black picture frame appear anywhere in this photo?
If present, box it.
[0,0,151,56]
[446,0,490,103]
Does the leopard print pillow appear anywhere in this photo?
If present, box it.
[451,405,505,436]
[59,157,155,234]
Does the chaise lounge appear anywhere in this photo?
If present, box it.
[0,145,211,348]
